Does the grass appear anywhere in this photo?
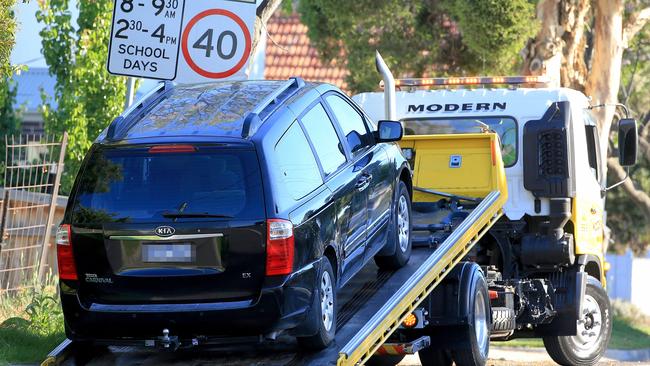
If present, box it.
[498,300,650,350]
[0,274,66,365]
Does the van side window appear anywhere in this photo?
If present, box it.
[300,103,347,176]
[325,94,373,154]
[275,121,323,200]
[584,111,601,182]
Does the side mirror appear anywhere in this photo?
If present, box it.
[618,118,638,166]
[376,120,403,142]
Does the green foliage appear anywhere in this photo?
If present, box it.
[608,30,650,255]
[0,76,21,185]
[442,0,538,74]
[0,278,65,365]
[37,0,128,194]
[0,0,17,81]
[298,0,537,93]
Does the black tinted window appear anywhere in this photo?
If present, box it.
[584,111,601,181]
[325,94,372,153]
[275,122,323,200]
[71,147,264,226]
[300,103,346,175]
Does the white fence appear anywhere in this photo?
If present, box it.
[606,251,650,315]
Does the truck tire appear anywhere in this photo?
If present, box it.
[452,270,490,366]
[418,347,453,366]
[366,354,405,366]
[491,307,516,332]
[297,258,336,350]
[543,276,612,366]
[375,181,412,270]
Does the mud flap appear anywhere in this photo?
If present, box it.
[536,270,587,336]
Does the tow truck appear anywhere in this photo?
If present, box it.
[42,51,636,366]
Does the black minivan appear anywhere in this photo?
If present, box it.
[57,78,412,350]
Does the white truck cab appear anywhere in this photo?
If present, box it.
[352,53,639,366]
[355,86,602,223]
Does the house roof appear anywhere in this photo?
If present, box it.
[13,67,56,112]
[264,13,348,92]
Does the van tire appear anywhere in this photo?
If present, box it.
[375,181,412,270]
[543,276,611,366]
[297,258,336,350]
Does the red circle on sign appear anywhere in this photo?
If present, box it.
[181,9,252,79]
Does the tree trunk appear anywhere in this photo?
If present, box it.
[248,0,284,75]
[585,0,625,185]
[521,0,563,87]
[559,0,590,91]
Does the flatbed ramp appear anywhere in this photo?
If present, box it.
[44,133,507,366]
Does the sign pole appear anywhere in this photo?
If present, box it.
[125,77,136,109]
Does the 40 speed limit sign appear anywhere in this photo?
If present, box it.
[107,0,256,83]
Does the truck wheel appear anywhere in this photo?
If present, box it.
[491,307,516,332]
[375,181,412,270]
[543,276,612,366]
[297,258,336,350]
[452,270,490,366]
[366,354,405,366]
[418,347,453,366]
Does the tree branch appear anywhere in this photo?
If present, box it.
[623,6,650,46]
[251,0,283,58]
[607,158,650,217]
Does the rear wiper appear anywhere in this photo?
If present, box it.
[162,212,233,219]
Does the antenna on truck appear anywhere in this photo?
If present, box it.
[375,51,397,121]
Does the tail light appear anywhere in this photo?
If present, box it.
[266,219,294,276]
[148,144,196,153]
[56,224,78,280]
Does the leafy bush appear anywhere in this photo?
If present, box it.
[0,276,65,364]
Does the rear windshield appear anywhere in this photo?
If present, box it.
[71,146,264,225]
[402,117,518,167]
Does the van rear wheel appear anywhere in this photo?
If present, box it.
[297,258,336,350]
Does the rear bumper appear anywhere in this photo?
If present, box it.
[61,260,320,342]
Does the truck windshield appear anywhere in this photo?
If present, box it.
[70,146,265,226]
[401,117,517,167]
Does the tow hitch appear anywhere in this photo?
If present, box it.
[144,329,182,351]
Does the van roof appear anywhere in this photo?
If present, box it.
[97,79,316,144]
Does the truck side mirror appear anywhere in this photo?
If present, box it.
[376,120,403,142]
[618,118,638,166]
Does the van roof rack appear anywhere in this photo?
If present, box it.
[105,77,305,141]
[106,81,174,141]
[242,77,306,138]
[381,75,550,89]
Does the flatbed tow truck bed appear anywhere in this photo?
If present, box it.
[43,133,507,366]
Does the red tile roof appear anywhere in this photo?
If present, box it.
[264,13,349,92]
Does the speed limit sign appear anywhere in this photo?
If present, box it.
[108,0,256,83]
[175,1,255,83]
